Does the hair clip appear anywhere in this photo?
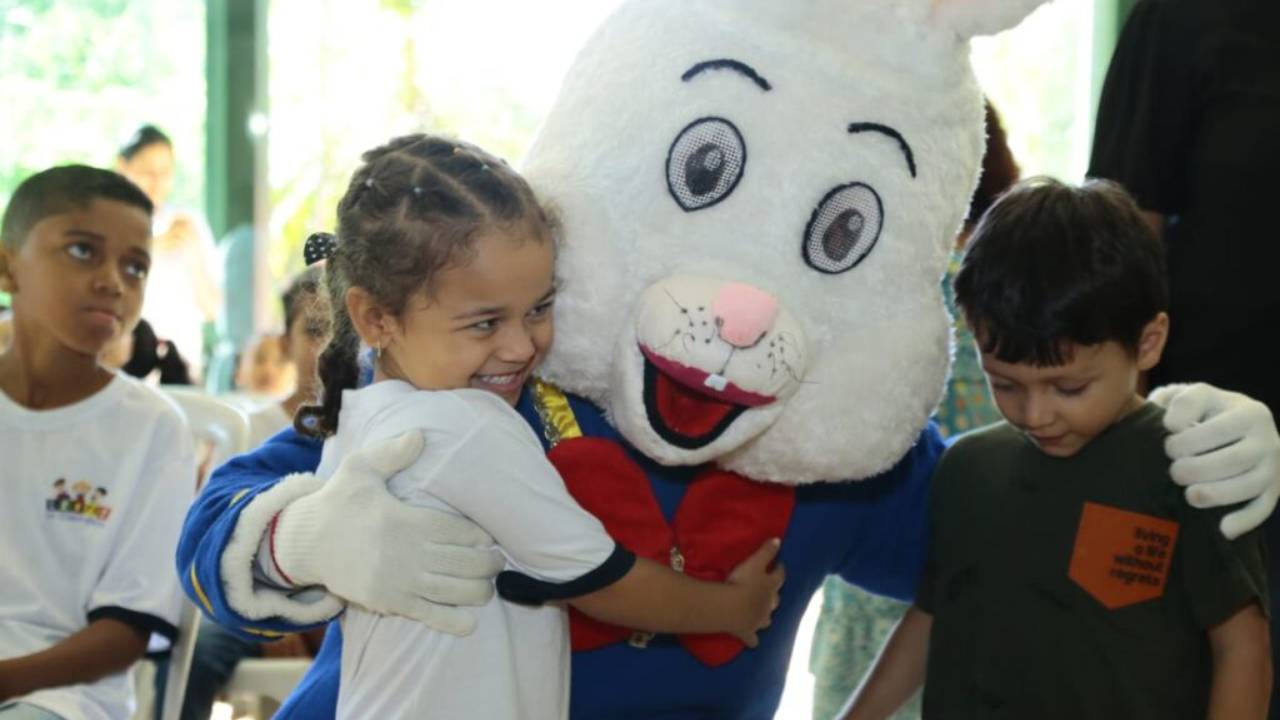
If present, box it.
[364,178,375,189]
[304,232,338,266]
[411,186,425,198]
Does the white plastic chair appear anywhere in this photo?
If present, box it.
[222,657,313,714]
[163,386,252,479]
[135,387,251,720]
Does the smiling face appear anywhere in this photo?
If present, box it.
[1,199,152,360]
[523,0,1003,482]
[376,227,556,407]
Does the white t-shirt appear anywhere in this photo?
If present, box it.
[323,381,619,720]
[141,205,221,379]
[219,392,291,449]
[244,399,291,449]
[0,374,196,720]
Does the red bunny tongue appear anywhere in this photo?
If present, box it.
[639,346,775,448]
[653,366,738,438]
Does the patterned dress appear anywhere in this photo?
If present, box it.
[810,256,1003,719]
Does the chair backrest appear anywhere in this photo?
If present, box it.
[224,657,314,705]
[156,387,251,720]
[162,385,252,472]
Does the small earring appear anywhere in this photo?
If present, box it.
[375,342,384,361]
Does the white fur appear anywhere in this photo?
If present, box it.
[931,0,1048,40]
[220,473,346,623]
[634,276,809,402]
[525,0,1043,483]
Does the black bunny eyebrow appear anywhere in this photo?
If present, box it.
[848,123,917,178]
[682,59,772,92]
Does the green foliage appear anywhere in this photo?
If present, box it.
[265,0,544,288]
[971,0,1094,180]
[379,0,426,17]
[0,0,207,211]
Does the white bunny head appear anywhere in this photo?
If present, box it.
[524,0,1045,483]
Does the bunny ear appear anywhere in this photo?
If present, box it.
[931,0,1048,39]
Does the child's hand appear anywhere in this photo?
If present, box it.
[724,538,785,647]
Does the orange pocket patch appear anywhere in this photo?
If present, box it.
[1068,502,1179,609]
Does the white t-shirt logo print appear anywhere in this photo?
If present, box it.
[46,478,113,523]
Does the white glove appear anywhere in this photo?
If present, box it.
[1152,383,1280,539]
[272,432,506,635]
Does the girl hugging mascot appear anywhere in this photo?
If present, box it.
[179,0,1280,717]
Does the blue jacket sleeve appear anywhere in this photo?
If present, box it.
[176,427,328,640]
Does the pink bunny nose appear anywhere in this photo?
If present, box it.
[712,282,779,348]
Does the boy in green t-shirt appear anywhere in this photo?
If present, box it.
[840,178,1270,720]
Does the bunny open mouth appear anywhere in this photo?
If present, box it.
[640,345,775,449]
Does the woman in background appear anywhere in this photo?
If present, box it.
[116,125,222,381]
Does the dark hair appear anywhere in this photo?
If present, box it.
[967,100,1021,223]
[118,125,172,161]
[281,266,325,333]
[122,318,193,385]
[953,177,1167,366]
[1,165,153,249]
[296,134,556,438]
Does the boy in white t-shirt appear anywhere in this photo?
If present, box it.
[0,165,196,720]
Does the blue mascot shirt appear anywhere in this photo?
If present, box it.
[177,386,941,719]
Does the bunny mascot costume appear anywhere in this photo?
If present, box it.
[178,1,1280,717]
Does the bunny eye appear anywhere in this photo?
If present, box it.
[666,117,747,212]
[803,183,883,274]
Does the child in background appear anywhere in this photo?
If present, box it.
[234,334,293,400]
[278,134,783,719]
[0,166,195,719]
[840,178,1270,719]
[149,272,329,720]
[243,267,329,447]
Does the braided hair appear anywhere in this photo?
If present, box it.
[296,134,556,438]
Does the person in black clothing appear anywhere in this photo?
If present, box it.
[1089,0,1280,414]
[1089,1,1280,714]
